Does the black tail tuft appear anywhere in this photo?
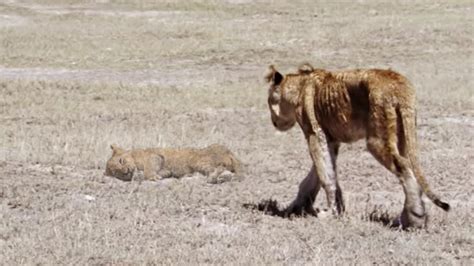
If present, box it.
[434,199,450,211]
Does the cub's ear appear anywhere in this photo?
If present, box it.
[150,154,165,168]
[265,65,283,85]
[110,144,125,156]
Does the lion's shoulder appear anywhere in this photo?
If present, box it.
[130,148,162,163]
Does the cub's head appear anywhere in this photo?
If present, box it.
[105,144,136,181]
[265,63,314,131]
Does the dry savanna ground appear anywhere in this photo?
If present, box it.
[1,0,473,264]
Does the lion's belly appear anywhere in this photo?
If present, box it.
[322,119,366,143]
[318,108,367,143]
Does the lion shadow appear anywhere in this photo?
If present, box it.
[243,199,406,229]
[242,198,319,218]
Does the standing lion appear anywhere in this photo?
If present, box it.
[264,63,449,229]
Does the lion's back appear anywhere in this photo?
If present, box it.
[159,145,241,176]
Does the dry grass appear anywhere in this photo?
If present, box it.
[0,0,473,264]
[0,80,263,168]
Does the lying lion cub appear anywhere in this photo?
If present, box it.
[105,144,242,183]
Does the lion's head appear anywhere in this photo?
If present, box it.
[265,64,314,131]
[105,144,137,181]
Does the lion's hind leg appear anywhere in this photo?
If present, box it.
[329,142,345,214]
[205,166,239,184]
[398,107,450,212]
[366,105,426,229]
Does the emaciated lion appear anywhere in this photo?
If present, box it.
[264,63,449,229]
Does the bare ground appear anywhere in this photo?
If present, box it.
[0,0,473,264]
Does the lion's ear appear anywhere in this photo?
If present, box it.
[265,65,283,85]
[298,63,314,74]
[151,154,165,168]
[110,144,125,156]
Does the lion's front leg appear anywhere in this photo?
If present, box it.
[143,154,165,181]
[307,132,341,216]
[284,165,320,217]
[205,166,235,184]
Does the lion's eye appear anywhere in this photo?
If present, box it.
[119,158,124,164]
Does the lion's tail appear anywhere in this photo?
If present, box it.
[399,106,450,211]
